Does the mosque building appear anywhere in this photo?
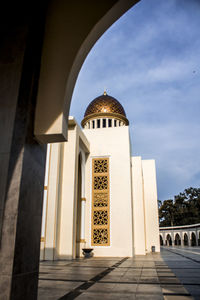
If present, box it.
[40,92,160,260]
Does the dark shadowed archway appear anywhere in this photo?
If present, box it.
[166,234,172,246]
[184,233,189,246]
[191,232,197,246]
[175,233,181,246]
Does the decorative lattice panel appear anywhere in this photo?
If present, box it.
[94,193,108,207]
[94,159,108,173]
[93,229,108,245]
[91,158,110,246]
[93,210,108,225]
[94,176,108,190]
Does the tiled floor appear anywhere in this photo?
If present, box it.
[38,247,200,299]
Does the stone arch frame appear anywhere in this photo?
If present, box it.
[183,232,189,246]
[160,234,164,246]
[174,233,181,246]
[190,231,197,246]
[166,233,172,246]
[34,0,139,143]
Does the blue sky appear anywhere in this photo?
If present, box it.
[70,0,200,201]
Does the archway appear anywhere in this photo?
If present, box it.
[166,234,172,246]
[184,233,189,246]
[0,1,140,298]
[191,232,197,247]
[160,235,163,246]
[175,233,181,246]
[34,0,139,142]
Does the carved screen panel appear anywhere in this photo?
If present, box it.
[91,158,110,246]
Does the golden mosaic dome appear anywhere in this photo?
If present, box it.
[81,92,129,127]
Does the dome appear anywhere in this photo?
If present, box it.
[81,92,129,127]
[84,93,127,117]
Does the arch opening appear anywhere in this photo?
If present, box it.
[175,233,181,246]
[160,235,163,246]
[191,232,197,247]
[166,234,172,246]
[184,233,189,246]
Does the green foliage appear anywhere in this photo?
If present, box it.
[159,187,200,226]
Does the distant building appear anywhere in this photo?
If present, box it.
[40,92,160,259]
[160,224,200,247]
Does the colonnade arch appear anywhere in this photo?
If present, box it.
[184,233,189,246]
[191,232,197,247]
[160,224,200,247]
[174,233,181,246]
[166,234,172,246]
[160,235,164,246]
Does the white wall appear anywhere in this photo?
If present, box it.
[142,160,160,253]
[57,127,78,259]
[84,126,133,257]
[41,120,160,260]
[44,143,61,260]
[131,157,146,255]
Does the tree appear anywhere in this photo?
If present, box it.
[159,187,200,226]
[159,199,175,226]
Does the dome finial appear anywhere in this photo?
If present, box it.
[103,88,107,96]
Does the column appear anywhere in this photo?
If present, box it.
[40,144,51,260]
[80,152,86,253]
[172,232,175,247]
[188,231,191,246]
[43,143,61,260]
[196,229,198,246]
[80,198,86,243]
[0,5,47,299]
[180,231,184,247]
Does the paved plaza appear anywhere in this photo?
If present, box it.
[38,247,200,299]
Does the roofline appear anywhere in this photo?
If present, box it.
[160,223,200,230]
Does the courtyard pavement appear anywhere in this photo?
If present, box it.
[38,247,200,300]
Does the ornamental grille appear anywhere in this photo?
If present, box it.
[94,193,108,207]
[93,229,108,245]
[91,158,110,246]
[94,159,108,173]
[94,176,108,190]
[93,210,108,225]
